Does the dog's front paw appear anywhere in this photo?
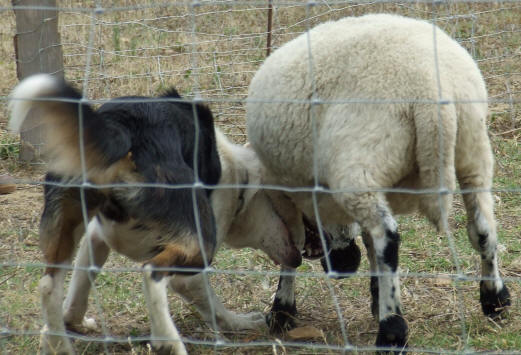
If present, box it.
[65,317,98,334]
[213,310,267,331]
[152,340,188,355]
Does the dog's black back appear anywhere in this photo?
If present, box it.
[39,84,221,269]
[97,88,221,191]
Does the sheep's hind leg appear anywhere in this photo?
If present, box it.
[371,220,407,354]
[462,190,510,318]
[456,121,511,318]
[334,192,407,354]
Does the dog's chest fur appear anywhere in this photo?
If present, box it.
[94,213,184,262]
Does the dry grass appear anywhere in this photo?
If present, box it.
[1,1,521,354]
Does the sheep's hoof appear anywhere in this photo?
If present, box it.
[375,315,408,354]
[266,298,297,334]
[320,240,361,279]
[480,281,511,319]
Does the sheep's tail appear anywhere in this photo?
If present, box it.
[8,74,131,181]
[414,102,458,233]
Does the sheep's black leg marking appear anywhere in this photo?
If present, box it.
[362,230,379,319]
[266,270,297,333]
[320,240,361,278]
[320,224,361,279]
[302,217,361,277]
[370,276,379,318]
[383,230,400,272]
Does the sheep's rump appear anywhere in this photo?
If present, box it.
[246,14,489,205]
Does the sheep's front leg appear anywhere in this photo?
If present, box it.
[143,264,187,355]
[320,223,362,278]
[267,267,298,333]
[265,191,306,333]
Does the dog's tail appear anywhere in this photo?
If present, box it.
[9,74,131,181]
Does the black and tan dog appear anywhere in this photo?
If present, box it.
[9,74,223,354]
[9,74,309,355]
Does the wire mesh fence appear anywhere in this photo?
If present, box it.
[1,1,520,354]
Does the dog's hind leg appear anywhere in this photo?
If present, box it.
[63,217,110,332]
[170,273,266,331]
[39,205,84,354]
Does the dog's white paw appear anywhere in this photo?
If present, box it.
[82,317,98,331]
[152,339,188,355]
[215,311,267,331]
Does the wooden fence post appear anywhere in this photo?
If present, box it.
[12,0,64,161]
[266,0,273,57]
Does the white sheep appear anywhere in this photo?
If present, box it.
[247,13,510,351]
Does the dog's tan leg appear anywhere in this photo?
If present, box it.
[39,210,82,355]
[40,267,73,355]
[63,218,110,331]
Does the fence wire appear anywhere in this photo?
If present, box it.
[1,1,521,354]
